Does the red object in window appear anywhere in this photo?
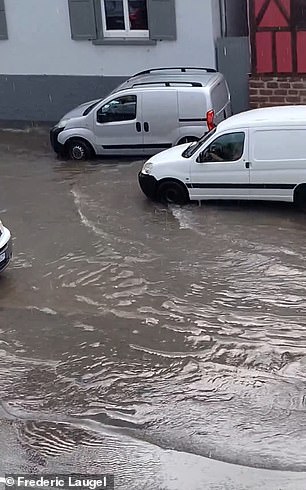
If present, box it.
[129,3,148,30]
[206,110,215,131]
[256,32,273,73]
[297,32,306,73]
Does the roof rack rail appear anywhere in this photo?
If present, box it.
[131,81,203,88]
[132,67,217,77]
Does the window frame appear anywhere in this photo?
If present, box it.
[101,0,149,38]
[68,0,177,45]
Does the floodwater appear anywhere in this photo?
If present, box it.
[1,129,306,489]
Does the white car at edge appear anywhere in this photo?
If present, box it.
[0,220,12,272]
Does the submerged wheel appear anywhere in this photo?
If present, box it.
[157,181,189,205]
[67,138,93,161]
[177,136,198,145]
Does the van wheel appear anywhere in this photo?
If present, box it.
[67,138,93,161]
[177,136,198,145]
[294,185,306,211]
[157,181,189,205]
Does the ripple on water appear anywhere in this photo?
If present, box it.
[5,190,306,471]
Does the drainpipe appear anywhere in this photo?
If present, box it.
[219,0,227,37]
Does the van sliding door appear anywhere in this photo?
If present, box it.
[249,129,300,202]
[141,89,178,152]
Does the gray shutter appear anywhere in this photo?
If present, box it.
[68,0,97,40]
[147,0,176,41]
[0,0,8,40]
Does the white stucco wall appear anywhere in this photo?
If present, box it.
[0,0,218,76]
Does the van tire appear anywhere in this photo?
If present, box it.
[157,180,189,205]
[294,185,306,211]
[177,136,199,145]
[67,138,93,161]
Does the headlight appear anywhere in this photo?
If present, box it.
[142,162,153,175]
[56,119,68,129]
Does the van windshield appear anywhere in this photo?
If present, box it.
[83,100,102,116]
[182,128,217,158]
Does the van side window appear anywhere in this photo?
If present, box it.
[198,132,245,163]
[97,95,137,123]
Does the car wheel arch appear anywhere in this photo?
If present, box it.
[293,183,306,209]
[156,178,190,204]
[64,137,96,155]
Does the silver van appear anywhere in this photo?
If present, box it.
[50,67,232,160]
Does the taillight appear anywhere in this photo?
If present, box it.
[206,110,215,131]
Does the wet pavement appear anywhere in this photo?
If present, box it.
[1,129,306,489]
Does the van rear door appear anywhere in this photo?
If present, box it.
[141,89,179,153]
[177,89,208,135]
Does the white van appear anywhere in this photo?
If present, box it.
[50,67,231,160]
[138,105,306,209]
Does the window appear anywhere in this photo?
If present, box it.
[97,95,137,123]
[197,132,245,163]
[68,0,177,44]
[102,0,148,37]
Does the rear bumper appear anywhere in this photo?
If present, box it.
[138,172,158,200]
[50,126,65,154]
[0,237,12,272]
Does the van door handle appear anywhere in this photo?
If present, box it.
[144,122,149,132]
[245,161,251,169]
[136,122,141,132]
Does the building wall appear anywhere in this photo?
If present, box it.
[248,0,306,109]
[249,76,306,109]
[0,0,219,123]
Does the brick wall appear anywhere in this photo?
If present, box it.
[249,76,306,109]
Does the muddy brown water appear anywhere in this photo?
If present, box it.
[1,129,306,489]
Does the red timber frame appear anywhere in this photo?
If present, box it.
[250,0,306,74]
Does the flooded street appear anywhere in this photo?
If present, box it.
[1,129,306,489]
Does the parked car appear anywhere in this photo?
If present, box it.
[50,67,231,160]
[138,105,306,208]
[0,220,12,272]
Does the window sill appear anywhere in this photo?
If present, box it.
[93,38,157,46]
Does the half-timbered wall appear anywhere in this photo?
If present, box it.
[249,0,306,108]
